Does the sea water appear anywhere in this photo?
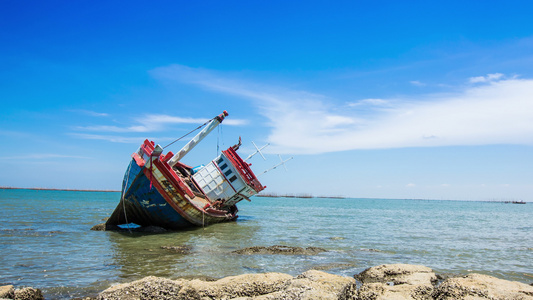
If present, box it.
[0,189,531,299]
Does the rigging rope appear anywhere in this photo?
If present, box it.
[162,117,215,149]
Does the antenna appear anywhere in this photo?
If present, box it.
[260,155,293,175]
[245,142,269,161]
[278,154,288,171]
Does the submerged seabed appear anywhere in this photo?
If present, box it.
[0,189,532,299]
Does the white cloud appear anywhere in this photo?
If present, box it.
[151,65,533,154]
[269,78,533,153]
[69,133,148,143]
[74,125,137,133]
[410,80,426,86]
[70,109,109,117]
[74,114,247,134]
[141,114,247,127]
[469,73,504,83]
[348,98,391,107]
[469,76,486,83]
[406,183,416,188]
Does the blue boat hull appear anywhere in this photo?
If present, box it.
[106,159,193,229]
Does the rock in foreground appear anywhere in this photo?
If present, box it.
[355,264,533,300]
[356,264,437,300]
[96,264,533,300]
[97,271,355,300]
[433,273,533,300]
[5,263,532,299]
[0,285,15,299]
[0,285,43,300]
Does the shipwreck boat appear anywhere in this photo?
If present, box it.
[106,111,265,230]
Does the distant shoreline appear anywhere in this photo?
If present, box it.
[0,187,527,203]
[0,186,120,193]
[256,193,347,199]
[256,193,528,203]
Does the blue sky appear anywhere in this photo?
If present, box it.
[1,1,533,201]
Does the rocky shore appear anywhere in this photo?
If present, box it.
[2,263,532,300]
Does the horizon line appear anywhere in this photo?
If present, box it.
[1,186,528,202]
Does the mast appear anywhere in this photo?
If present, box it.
[167,111,228,167]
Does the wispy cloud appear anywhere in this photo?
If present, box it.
[69,133,155,144]
[74,113,247,137]
[69,109,110,117]
[469,73,504,83]
[410,80,426,86]
[75,115,209,133]
[0,129,34,138]
[152,65,533,154]
[348,98,392,107]
[0,154,92,160]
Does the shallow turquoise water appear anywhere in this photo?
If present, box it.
[0,189,531,299]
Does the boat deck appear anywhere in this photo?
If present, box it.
[189,196,209,209]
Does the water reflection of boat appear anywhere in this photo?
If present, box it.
[106,111,265,230]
